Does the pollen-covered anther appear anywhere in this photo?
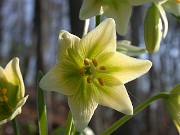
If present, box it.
[87,76,92,83]
[100,66,106,70]
[84,59,89,65]
[1,88,7,95]
[2,95,8,102]
[92,59,98,67]
[80,68,86,75]
[98,77,104,86]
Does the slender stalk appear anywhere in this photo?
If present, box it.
[12,118,20,135]
[101,92,170,135]
[83,19,90,36]
[64,111,73,135]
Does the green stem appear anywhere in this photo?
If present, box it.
[101,92,170,135]
[12,118,20,135]
[95,15,102,27]
[64,111,73,135]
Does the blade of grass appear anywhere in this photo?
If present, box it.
[37,71,48,135]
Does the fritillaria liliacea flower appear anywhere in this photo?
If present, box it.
[0,58,28,124]
[40,19,152,131]
[79,0,165,35]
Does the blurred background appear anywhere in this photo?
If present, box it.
[0,0,180,135]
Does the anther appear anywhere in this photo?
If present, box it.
[92,59,98,67]
[84,59,89,65]
[80,68,86,75]
[2,95,8,102]
[1,88,7,95]
[100,66,106,70]
[98,77,104,86]
[87,76,92,83]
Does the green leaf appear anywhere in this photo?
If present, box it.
[37,71,48,135]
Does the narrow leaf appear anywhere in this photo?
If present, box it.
[37,71,48,135]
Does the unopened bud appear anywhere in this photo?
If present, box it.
[144,3,162,53]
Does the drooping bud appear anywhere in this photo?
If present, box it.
[144,3,163,53]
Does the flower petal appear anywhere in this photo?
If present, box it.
[79,0,104,20]
[0,67,8,85]
[80,18,116,59]
[94,83,133,115]
[162,0,180,17]
[104,1,132,35]
[98,52,152,84]
[0,95,28,125]
[129,0,166,5]
[58,30,81,61]
[68,80,98,131]
[39,61,82,95]
[4,58,25,97]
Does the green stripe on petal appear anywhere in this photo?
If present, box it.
[95,73,123,86]
[94,83,133,115]
[39,62,81,95]
[129,0,166,5]
[0,95,28,125]
[58,30,81,61]
[79,0,104,20]
[104,1,132,35]
[80,18,116,59]
[101,52,152,84]
[4,58,25,98]
[68,80,98,131]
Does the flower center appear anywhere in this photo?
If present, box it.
[80,58,107,86]
[0,88,11,111]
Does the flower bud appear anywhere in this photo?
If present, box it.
[0,58,28,125]
[166,84,180,134]
[144,3,163,53]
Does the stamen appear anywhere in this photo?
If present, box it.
[87,76,92,83]
[84,59,89,65]
[98,77,104,86]
[92,59,98,67]
[2,95,8,102]
[80,68,86,75]
[100,66,106,70]
[1,88,7,95]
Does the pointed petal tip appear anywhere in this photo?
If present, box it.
[105,18,115,25]
[146,60,153,70]
[121,104,133,115]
